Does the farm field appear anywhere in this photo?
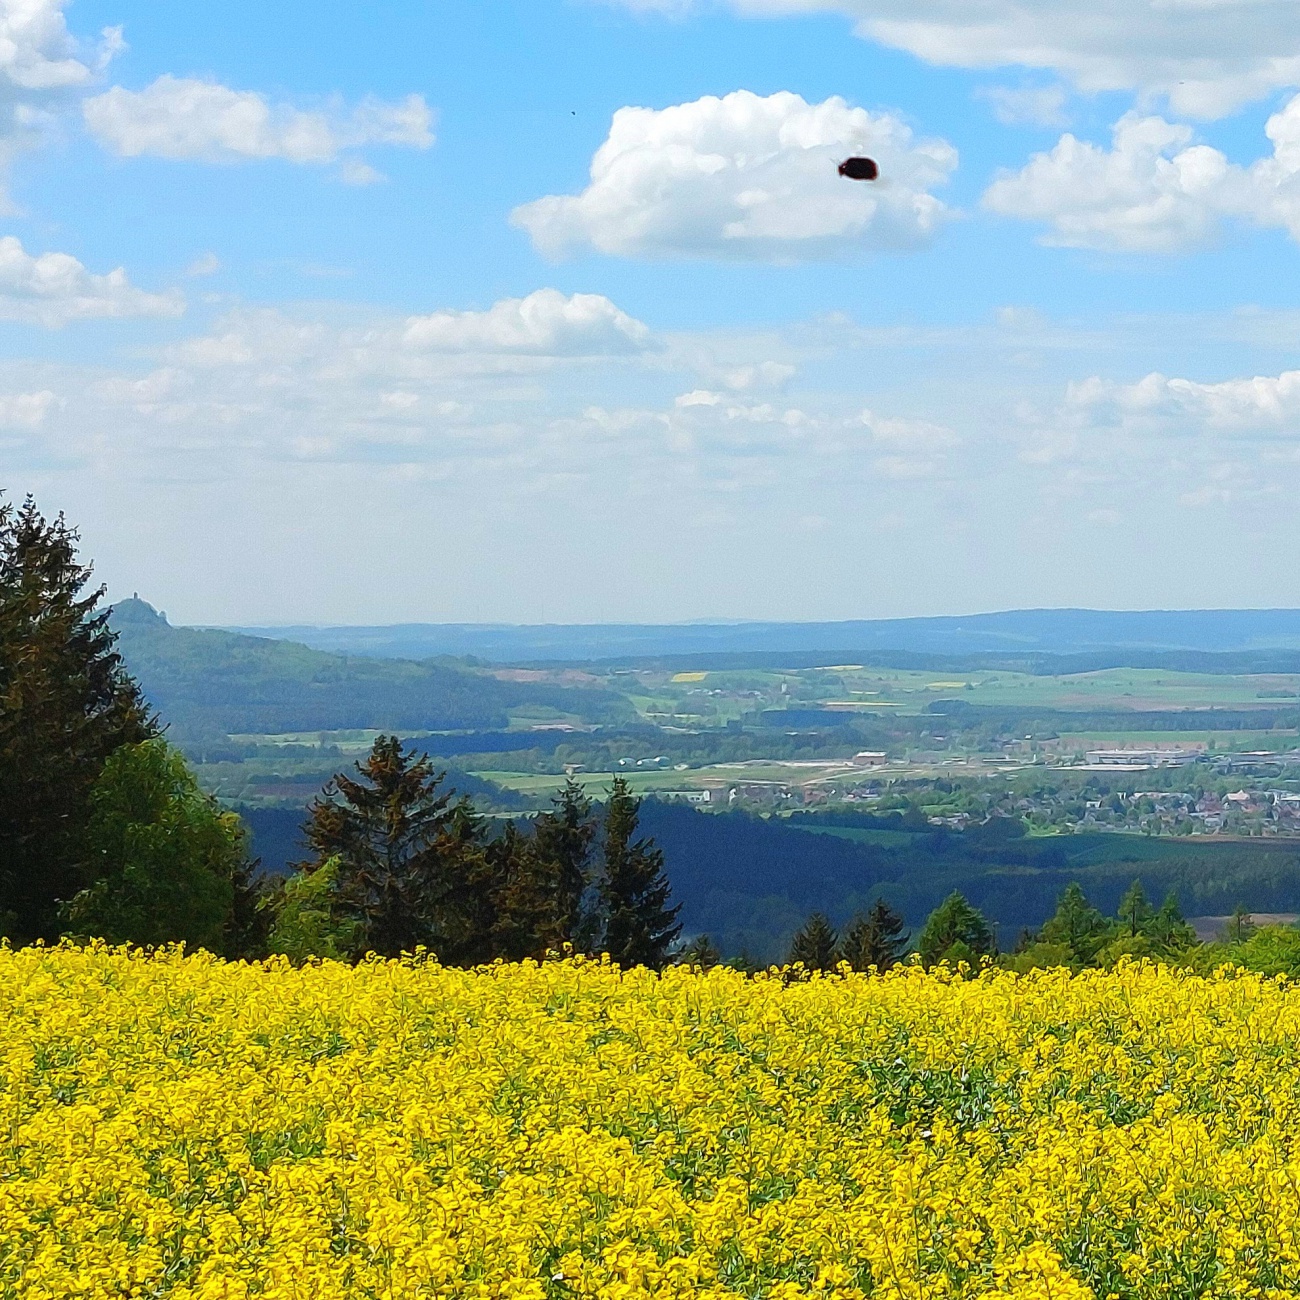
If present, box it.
[13,946,1300,1299]
[615,665,1300,722]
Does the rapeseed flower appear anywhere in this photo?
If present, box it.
[2,947,1299,1297]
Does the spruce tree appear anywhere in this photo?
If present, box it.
[1223,903,1257,945]
[1150,890,1197,952]
[486,821,557,960]
[225,853,272,960]
[676,933,721,970]
[1116,879,1155,936]
[530,778,597,950]
[1038,882,1111,965]
[300,735,484,958]
[598,777,681,970]
[841,898,910,972]
[0,496,154,940]
[917,892,994,968]
[787,912,839,970]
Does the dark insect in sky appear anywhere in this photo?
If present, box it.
[837,157,879,181]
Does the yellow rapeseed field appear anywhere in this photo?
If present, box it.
[6,948,1300,1300]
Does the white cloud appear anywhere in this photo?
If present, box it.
[596,0,1300,118]
[0,388,55,426]
[26,297,1300,621]
[983,113,1228,251]
[0,1,123,201]
[338,157,385,186]
[0,0,112,92]
[862,408,959,447]
[1067,368,1300,435]
[0,236,182,325]
[83,76,434,175]
[402,289,653,355]
[983,96,1300,252]
[978,85,1069,128]
[512,90,956,261]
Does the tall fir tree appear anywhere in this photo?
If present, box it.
[1038,882,1111,965]
[787,912,839,970]
[598,777,681,970]
[530,778,597,950]
[1150,890,1197,952]
[486,820,557,961]
[1223,903,1257,945]
[0,496,154,940]
[840,897,910,972]
[917,892,994,968]
[300,735,486,958]
[1116,879,1155,936]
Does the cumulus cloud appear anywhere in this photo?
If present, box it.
[83,75,434,175]
[0,1,122,199]
[512,90,956,261]
[402,289,653,355]
[983,114,1228,251]
[0,0,115,93]
[596,0,1300,118]
[0,236,182,325]
[983,96,1300,252]
[1067,368,1300,435]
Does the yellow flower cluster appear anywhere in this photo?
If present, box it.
[6,948,1300,1299]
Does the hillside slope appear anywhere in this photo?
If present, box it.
[111,599,632,741]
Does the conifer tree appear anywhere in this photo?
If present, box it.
[917,892,994,968]
[300,735,485,958]
[841,898,910,972]
[1116,879,1155,936]
[225,853,272,960]
[787,912,839,970]
[1150,890,1197,951]
[598,777,681,970]
[530,778,597,950]
[486,820,557,960]
[1038,882,1111,965]
[1223,903,1257,945]
[676,933,721,970]
[0,496,154,940]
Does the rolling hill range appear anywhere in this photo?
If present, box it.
[225,607,1300,664]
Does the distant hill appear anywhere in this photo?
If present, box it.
[224,608,1300,664]
[111,599,633,742]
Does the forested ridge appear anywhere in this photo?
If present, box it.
[111,597,634,740]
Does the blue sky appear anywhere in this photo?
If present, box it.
[3,0,1300,623]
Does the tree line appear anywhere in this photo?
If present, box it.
[0,495,682,967]
[778,878,1300,976]
[268,737,681,967]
